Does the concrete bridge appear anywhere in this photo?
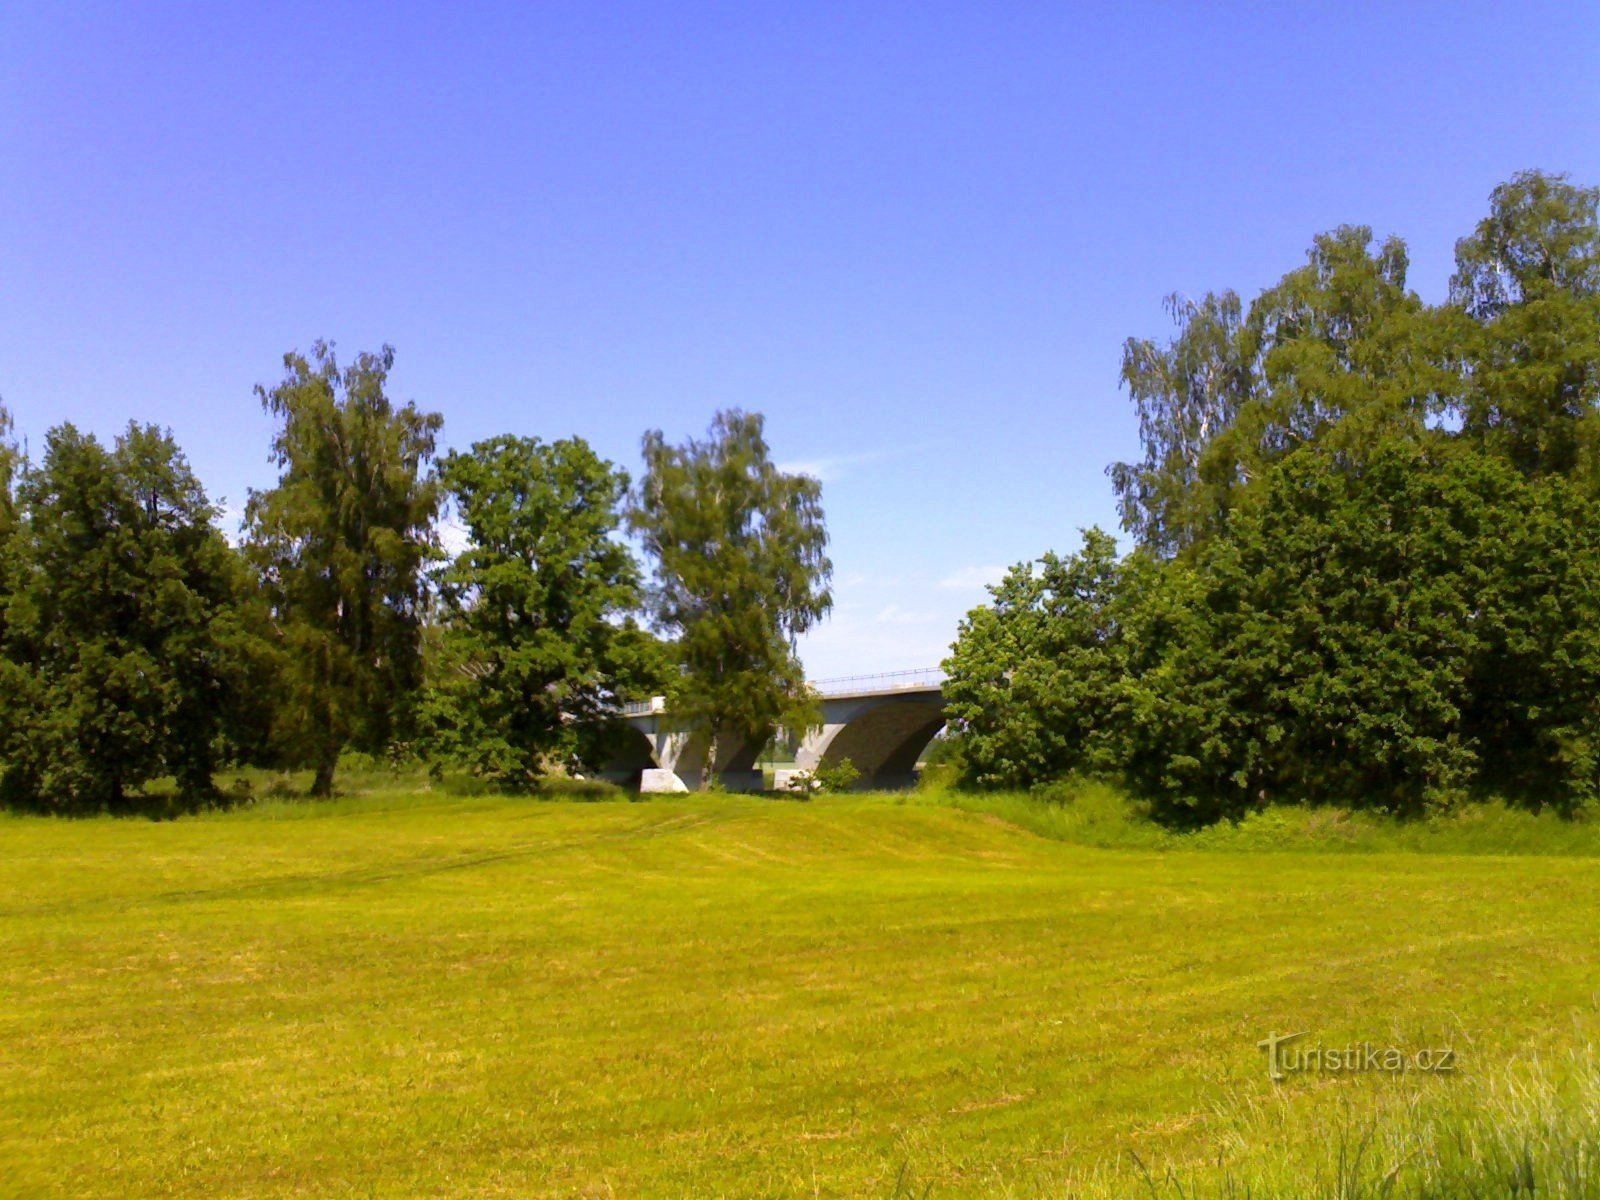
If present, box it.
[598,669,947,792]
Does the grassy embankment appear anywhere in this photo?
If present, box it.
[3,773,1599,1197]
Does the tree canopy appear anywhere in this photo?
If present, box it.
[245,342,442,796]
[950,169,1600,819]
[427,434,644,785]
[0,424,256,812]
[629,410,831,783]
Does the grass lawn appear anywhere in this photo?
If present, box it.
[3,784,1599,1197]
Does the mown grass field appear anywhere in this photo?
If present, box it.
[3,783,1599,1197]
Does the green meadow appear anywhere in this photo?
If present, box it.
[4,780,1600,1198]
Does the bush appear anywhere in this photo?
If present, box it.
[783,757,861,795]
[532,777,627,802]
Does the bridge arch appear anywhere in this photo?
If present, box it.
[803,695,946,790]
[593,725,658,788]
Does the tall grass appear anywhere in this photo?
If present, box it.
[882,1048,1600,1197]
[1106,1048,1600,1199]
[921,780,1600,857]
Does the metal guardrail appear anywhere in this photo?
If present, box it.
[809,668,947,697]
[617,669,945,717]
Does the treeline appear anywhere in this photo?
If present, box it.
[0,348,831,813]
[945,170,1600,821]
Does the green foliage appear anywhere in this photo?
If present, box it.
[959,170,1600,820]
[528,775,629,802]
[813,757,860,793]
[1137,443,1505,816]
[784,756,861,795]
[956,437,1600,823]
[1450,170,1600,480]
[629,410,831,783]
[426,434,641,785]
[0,397,16,527]
[924,778,1600,858]
[943,528,1130,789]
[1109,226,1445,556]
[0,423,258,812]
[0,399,19,648]
[599,619,681,704]
[1452,169,1600,319]
[245,342,442,795]
[1109,291,1255,555]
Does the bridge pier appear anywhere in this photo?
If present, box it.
[604,721,764,793]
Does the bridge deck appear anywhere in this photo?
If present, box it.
[621,669,945,716]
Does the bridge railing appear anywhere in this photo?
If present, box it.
[616,669,945,717]
[808,668,946,697]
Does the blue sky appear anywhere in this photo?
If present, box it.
[3,2,1597,678]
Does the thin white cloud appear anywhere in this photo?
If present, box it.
[873,603,938,626]
[777,448,891,483]
[779,438,944,484]
[936,564,1008,591]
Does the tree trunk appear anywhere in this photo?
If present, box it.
[177,766,218,806]
[311,744,339,797]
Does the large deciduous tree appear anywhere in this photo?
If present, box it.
[245,342,442,796]
[629,410,831,784]
[0,423,254,812]
[430,434,642,785]
[1449,170,1600,480]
